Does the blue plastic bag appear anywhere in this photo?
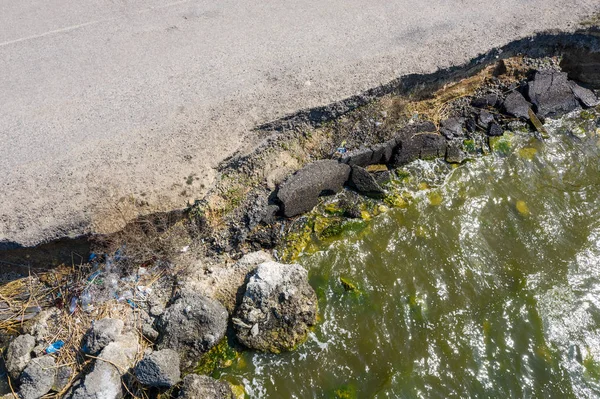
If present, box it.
[46,340,65,354]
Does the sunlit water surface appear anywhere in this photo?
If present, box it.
[222,110,600,398]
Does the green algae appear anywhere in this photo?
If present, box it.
[428,190,443,206]
[229,383,246,399]
[584,353,600,381]
[195,339,241,376]
[518,147,538,160]
[489,132,515,155]
[330,384,358,399]
[340,277,359,292]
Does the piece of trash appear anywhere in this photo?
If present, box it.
[136,286,152,298]
[181,245,190,253]
[88,253,97,262]
[46,341,65,354]
[117,290,134,302]
[87,270,102,282]
[137,267,148,276]
[126,299,137,308]
[113,247,125,261]
[69,297,78,314]
[80,290,93,312]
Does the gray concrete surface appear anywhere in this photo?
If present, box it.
[1,0,598,247]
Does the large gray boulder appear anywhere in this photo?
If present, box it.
[527,71,579,117]
[177,374,233,399]
[134,349,181,388]
[502,91,532,119]
[82,318,124,355]
[67,333,139,399]
[277,160,350,217]
[18,356,56,399]
[233,261,317,353]
[156,293,228,369]
[5,334,35,380]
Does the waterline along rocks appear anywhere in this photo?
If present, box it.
[0,48,599,398]
[274,68,599,221]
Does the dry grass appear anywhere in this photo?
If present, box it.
[0,265,166,399]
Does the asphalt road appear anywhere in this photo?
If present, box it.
[1,0,598,247]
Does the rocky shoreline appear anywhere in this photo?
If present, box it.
[1,40,599,398]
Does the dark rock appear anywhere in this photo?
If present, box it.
[139,310,159,342]
[53,365,73,393]
[247,227,280,250]
[569,81,599,108]
[177,374,233,399]
[233,261,317,353]
[502,91,532,119]
[472,94,498,108]
[527,71,579,117]
[381,139,397,164]
[277,160,351,217]
[5,334,35,380]
[369,143,387,165]
[560,49,600,89]
[340,147,373,167]
[374,170,393,185]
[0,359,9,395]
[440,118,465,139]
[18,356,56,399]
[261,204,280,225]
[67,333,139,399]
[157,293,228,369]
[82,318,124,355]
[338,198,361,219]
[487,123,504,137]
[493,59,508,76]
[477,111,495,128]
[393,133,447,166]
[465,118,477,133]
[349,166,385,196]
[134,349,181,388]
[445,141,466,164]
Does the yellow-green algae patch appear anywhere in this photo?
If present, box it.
[195,339,241,376]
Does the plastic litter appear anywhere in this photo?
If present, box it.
[126,299,137,308]
[46,340,65,354]
[80,290,93,312]
[69,297,78,314]
[87,270,102,282]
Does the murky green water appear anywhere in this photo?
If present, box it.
[223,110,600,398]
